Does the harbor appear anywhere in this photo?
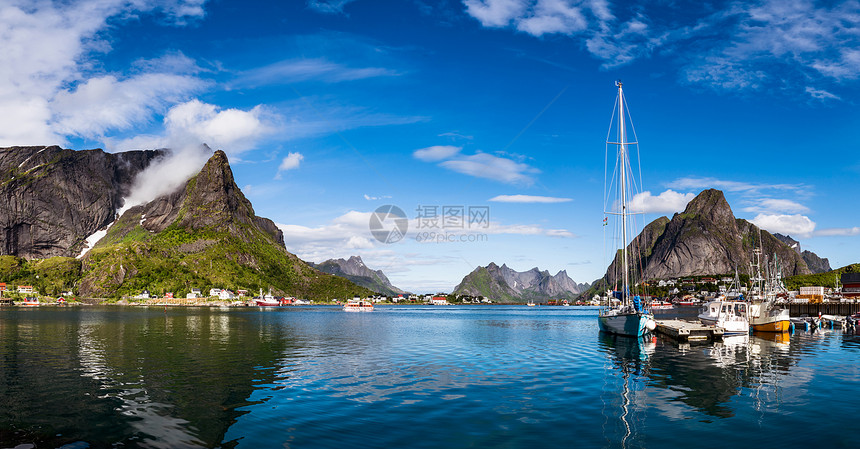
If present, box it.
[654,319,725,341]
[1,305,858,448]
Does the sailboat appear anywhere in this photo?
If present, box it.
[597,81,656,337]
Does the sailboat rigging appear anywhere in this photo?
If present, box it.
[598,81,656,337]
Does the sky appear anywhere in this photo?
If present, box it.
[2,0,860,293]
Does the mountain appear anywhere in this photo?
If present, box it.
[452,262,589,303]
[75,150,374,300]
[773,233,832,273]
[310,256,406,296]
[0,145,163,258]
[0,147,374,300]
[595,189,811,293]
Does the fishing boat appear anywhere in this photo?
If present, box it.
[19,297,40,307]
[597,81,656,337]
[698,298,749,334]
[343,297,373,312]
[527,299,536,307]
[255,289,279,307]
[746,245,791,333]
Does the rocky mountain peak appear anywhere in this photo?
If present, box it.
[124,150,284,246]
[681,188,735,227]
[312,255,406,295]
[453,262,589,302]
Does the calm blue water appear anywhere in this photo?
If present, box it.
[1,305,858,448]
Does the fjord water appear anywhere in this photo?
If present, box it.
[1,306,857,448]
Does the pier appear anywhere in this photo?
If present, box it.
[655,320,724,342]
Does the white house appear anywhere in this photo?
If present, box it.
[218,289,235,300]
[430,296,449,305]
[135,290,151,300]
[209,288,221,297]
[187,288,202,299]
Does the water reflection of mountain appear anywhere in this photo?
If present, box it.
[599,331,803,422]
[0,308,297,448]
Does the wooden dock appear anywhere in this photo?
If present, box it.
[655,320,724,342]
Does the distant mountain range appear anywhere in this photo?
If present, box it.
[311,256,407,296]
[452,262,590,303]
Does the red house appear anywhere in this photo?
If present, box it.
[842,273,860,299]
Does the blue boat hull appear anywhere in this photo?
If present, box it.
[598,312,653,337]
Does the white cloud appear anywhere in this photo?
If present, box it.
[629,190,695,213]
[52,72,205,139]
[275,152,304,179]
[751,213,816,237]
[0,0,208,146]
[414,144,539,185]
[814,227,860,237]
[489,194,572,203]
[463,0,527,27]
[307,0,358,14]
[234,58,398,87]
[440,152,539,185]
[364,194,391,200]
[667,177,807,195]
[413,145,462,161]
[805,86,840,101]
[742,198,810,214]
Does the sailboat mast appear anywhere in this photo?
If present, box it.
[618,81,629,301]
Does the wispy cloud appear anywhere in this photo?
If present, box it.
[814,227,860,237]
[440,152,539,185]
[489,194,571,203]
[413,145,539,185]
[307,0,358,14]
[413,145,462,161]
[234,58,399,88]
[741,198,810,215]
[463,0,860,97]
[667,177,808,195]
[364,194,392,200]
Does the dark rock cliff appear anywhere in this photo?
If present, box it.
[601,189,811,288]
[0,145,162,258]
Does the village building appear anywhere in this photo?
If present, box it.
[841,273,860,299]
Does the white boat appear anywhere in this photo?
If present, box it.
[597,81,655,338]
[698,298,749,334]
[343,297,373,312]
[650,300,673,310]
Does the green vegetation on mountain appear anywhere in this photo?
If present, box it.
[0,255,81,296]
[783,263,860,291]
[73,150,374,301]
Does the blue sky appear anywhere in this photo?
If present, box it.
[3,0,859,293]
